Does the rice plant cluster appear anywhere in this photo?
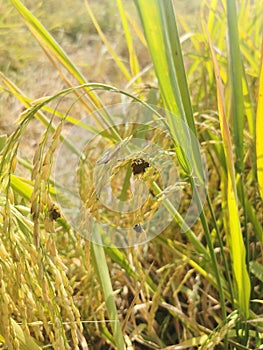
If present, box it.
[0,0,262,349]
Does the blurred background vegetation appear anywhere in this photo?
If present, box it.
[0,0,202,131]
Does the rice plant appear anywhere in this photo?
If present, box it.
[0,0,262,349]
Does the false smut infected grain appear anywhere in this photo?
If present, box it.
[131,158,149,175]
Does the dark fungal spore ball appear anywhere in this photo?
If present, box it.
[133,223,143,233]
[49,204,61,221]
[131,158,149,175]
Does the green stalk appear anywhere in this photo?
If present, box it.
[226,0,245,174]
[92,226,126,350]
[190,178,227,327]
